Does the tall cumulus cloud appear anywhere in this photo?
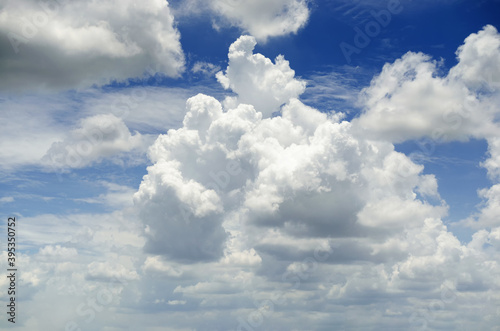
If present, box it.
[133,29,500,330]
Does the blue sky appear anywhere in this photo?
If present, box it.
[1,0,500,330]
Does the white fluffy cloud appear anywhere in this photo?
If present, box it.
[0,0,184,91]
[484,137,500,181]
[216,35,306,117]
[129,32,500,330]
[353,25,500,252]
[449,25,500,91]
[0,85,195,171]
[7,26,500,330]
[42,114,147,169]
[353,25,500,144]
[210,0,310,41]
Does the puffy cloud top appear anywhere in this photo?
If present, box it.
[210,0,310,42]
[450,25,500,90]
[216,35,306,117]
[354,25,500,143]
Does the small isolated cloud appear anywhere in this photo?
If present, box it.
[210,0,310,42]
[0,196,14,203]
[167,300,186,305]
[74,181,137,209]
[86,261,139,282]
[38,245,78,260]
[142,256,183,277]
[42,114,146,169]
[191,61,221,76]
[0,0,184,91]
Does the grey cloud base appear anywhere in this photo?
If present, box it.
[0,0,184,91]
